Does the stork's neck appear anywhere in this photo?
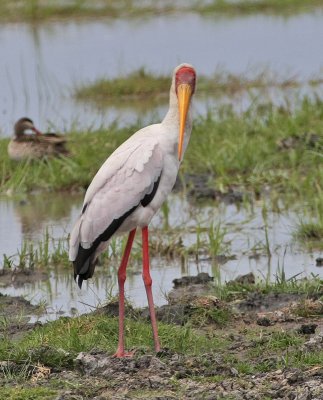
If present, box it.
[161,85,193,157]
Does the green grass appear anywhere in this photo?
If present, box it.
[75,68,323,105]
[247,330,323,370]
[199,0,323,15]
[1,97,323,202]
[0,310,321,377]
[75,68,171,104]
[0,387,57,400]
[0,221,226,270]
[0,277,322,396]
[1,0,323,22]
[2,230,69,270]
[0,314,225,368]
[0,123,133,193]
[190,306,232,327]
[213,271,323,302]
[0,0,176,23]
[296,221,323,241]
[184,97,323,206]
[294,192,323,245]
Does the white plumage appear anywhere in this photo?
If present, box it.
[69,63,194,268]
[69,63,196,357]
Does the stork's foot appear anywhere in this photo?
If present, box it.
[154,343,161,353]
[112,349,136,358]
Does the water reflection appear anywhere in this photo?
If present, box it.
[1,12,323,135]
[0,192,83,257]
[14,192,83,236]
[0,192,322,321]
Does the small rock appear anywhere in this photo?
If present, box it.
[256,317,272,327]
[297,324,317,335]
[149,357,167,371]
[0,360,19,373]
[230,367,239,376]
[153,304,190,325]
[173,272,213,287]
[147,374,166,388]
[302,332,323,352]
[315,257,323,267]
[286,370,302,384]
[191,295,221,309]
[228,273,255,285]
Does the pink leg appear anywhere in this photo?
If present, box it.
[142,226,161,352]
[113,229,136,358]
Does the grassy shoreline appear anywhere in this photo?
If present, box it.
[74,68,323,105]
[0,275,322,398]
[1,0,323,23]
[1,98,322,200]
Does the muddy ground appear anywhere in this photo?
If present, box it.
[1,273,323,399]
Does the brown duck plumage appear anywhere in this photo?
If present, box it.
[8,117,69,161]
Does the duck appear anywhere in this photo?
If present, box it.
[8,117,69,161]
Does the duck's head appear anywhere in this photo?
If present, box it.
[14,117,42,138]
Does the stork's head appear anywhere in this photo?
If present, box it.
[174,63,196,161]
[14,117,42,138]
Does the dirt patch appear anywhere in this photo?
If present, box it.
[50,350,323,399]
[0,293,42,339]
[236,292,304,313]
[0,268,48,288]
[1,273,323,399]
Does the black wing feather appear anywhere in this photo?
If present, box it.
[74,172,162,288]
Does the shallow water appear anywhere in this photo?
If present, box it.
[0,192,322,321]
[1,11,323,135]
[1,10,323,321]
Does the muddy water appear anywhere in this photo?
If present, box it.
[1,11,323,135]
[0,192,322,321]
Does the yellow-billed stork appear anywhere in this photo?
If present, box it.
[69,63,196,357]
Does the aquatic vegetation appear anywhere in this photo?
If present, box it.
[75,68,323,105]
[75,68,171,103]
[1,0,323,22]
[296,221,323,241]
[0,0,177,22]
[199,0,323,15]
[294,192,323,246]
[1,231,69,270]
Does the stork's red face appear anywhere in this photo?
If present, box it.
[175,66,196,95]
[175,66,196,161]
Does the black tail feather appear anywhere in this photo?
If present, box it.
[73,205,138,289]
[73,247,97,288]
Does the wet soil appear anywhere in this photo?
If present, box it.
[1,273,323,399]
[0,293,42,339]
[174,173,245,203]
